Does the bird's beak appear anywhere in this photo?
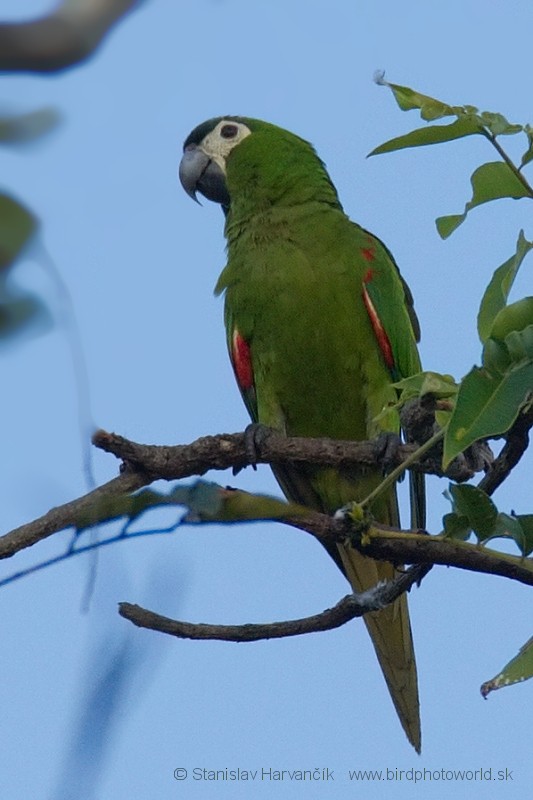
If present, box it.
[179,144,231,207]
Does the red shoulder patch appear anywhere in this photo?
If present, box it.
[361,236,376,262]
[231,329,254,391]
[361,275,395,371]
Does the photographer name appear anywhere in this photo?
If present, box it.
[191,767,334,781]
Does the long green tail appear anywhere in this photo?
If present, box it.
[273,462,421,752]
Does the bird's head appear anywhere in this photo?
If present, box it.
[179,117,340,215]
[179,117,253,211]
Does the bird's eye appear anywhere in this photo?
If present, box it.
[220,124,239,139]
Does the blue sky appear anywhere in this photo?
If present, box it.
[1,1,533,798]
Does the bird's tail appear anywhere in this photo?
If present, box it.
[272,462,421,751]
[337,541,421,753]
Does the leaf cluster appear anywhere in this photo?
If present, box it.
[372,78,533,693]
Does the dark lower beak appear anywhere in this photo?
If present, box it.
[179,145,230,207]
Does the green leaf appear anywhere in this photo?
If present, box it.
[394,371,458,400]
[444,492,532,553]
[490,296,533,341]
[369,117,483,157]
[435,214,465,239]
[481,636,533,697]
[481,337,512,375]
[515,514,533,556]
[443,363,533,467]
[436,161,531,239]
[479,111,522,137]
[489,512,528,553]
[448,484,497,538]
[443,511,471,540]
[520,124,533,169]
[504,325,533,363]
[375,371,457,425]
[477,232,533,342]
[0,108,60,144]
[376,79,459,121]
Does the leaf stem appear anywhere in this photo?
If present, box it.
[360,428,445,511]
[484,130,533,197]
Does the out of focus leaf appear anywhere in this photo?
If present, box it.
[0,193,36,267]
[436,161,530,239]
[77,480,307,532]
[477,232,533,342]
[481,637,533,697]
[0,193,50,343]
[0,107,60,144]
[0,295,50,342]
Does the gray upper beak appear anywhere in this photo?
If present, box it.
[179,144,231,207]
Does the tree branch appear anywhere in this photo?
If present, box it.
[0,0,143,74]
[91,426,477,482]
[119,564,431,642]
[477,405,533,495]
[0,470,146,559]
[346,525,533,586]
[2,418,532,590]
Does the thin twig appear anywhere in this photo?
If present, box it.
[360,428,444,510]
[485,131,533,197]
[119,564,430,642]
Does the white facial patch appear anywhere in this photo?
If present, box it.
[199,120,252,173]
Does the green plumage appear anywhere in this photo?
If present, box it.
[181,117,425,751]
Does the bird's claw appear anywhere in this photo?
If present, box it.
[233,423,273,475]
[374,432,403,476]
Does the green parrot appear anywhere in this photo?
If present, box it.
[179,117,425,752]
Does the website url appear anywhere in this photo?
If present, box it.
[349,768,513,783]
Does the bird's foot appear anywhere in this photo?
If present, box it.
[233,423,273,475]
[374,432,403,476]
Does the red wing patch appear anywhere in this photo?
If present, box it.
[231,329,254,391]
[362,276,395,371]
[361,236,376,262]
